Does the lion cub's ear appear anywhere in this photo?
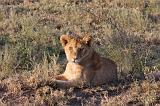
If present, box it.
[60,35,70,47]
[82,35,92,46]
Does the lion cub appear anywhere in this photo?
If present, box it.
[55,34,118,88]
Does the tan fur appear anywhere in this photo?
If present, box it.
[55,34,118,88]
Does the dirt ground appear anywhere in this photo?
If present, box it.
[0,74,160,106]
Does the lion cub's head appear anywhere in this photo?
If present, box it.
[60,34,92,64]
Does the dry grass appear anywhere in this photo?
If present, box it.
[0,75,160,105]
[0,0,160,105]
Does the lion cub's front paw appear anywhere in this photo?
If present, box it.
[55,75,68,81]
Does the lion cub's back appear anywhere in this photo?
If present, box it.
[103,57,118,80]
[92,57,118,85]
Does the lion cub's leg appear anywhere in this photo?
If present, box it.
[54,79,81,88]
[55,75,75,88]
[55,75,68,81]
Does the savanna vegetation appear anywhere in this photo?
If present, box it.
[0,0,160,105]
